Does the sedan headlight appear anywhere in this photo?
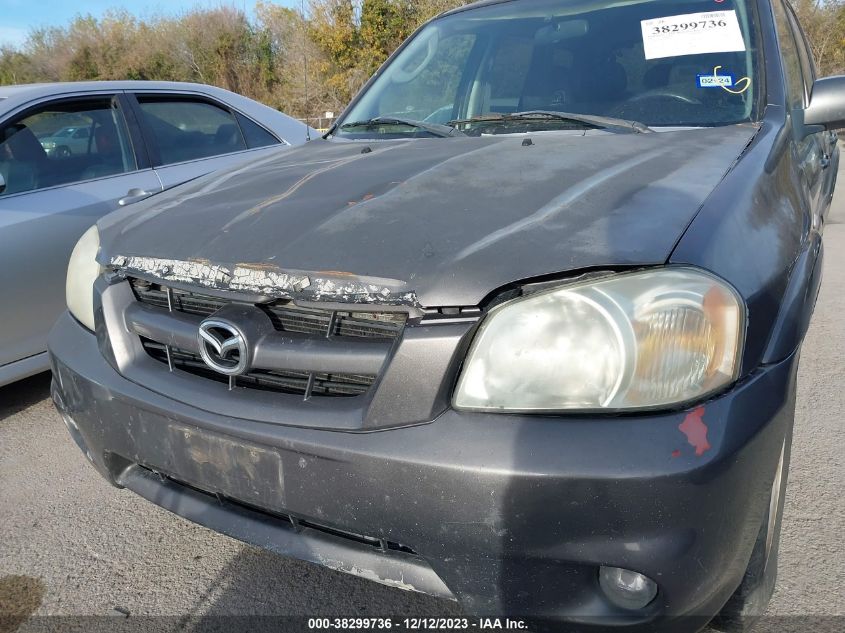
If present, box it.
[454,268,745,412]
[66,224,103,331]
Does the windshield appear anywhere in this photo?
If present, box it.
[336,0,761,138]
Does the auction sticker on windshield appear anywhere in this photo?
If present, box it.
[641,10,746,60]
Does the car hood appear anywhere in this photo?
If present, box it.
[99,125,757,308]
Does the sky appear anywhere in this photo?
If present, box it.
[0,0,299,48]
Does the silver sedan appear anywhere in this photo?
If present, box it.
[0,80,314,387]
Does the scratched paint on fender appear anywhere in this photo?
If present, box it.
[679,407,712,456]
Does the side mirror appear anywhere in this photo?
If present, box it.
[804,75,845,130]
[0,172,5,195]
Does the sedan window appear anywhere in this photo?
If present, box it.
[235,112,282,149]
[0,98,136,197]
[136,97,248,165]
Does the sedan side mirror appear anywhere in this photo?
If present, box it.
[804,75,845,131]
[0,172,5,195]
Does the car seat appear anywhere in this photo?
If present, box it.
[0,125,48,195]
[82,121,127,181]
[214,124,242,151]
[574,59,628,112]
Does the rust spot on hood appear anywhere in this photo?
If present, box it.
[236,262,282,272]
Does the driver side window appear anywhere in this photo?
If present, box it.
[773,0,806,111]
[0,98,136,197]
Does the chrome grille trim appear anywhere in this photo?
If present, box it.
[142,340,375,397]
[128,278,406,399]
[131,280,406,340]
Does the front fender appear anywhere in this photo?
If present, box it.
[761,233,823,364]
[670,111,813,376]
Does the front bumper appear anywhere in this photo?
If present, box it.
[49,312,798,631]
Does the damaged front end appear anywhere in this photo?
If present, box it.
[108,255,422,309]
[90,255,474,431]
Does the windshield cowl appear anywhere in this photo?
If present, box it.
[449,111,652,135]
[338,116,466,139]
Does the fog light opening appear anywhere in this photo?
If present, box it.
[599,566,658,610]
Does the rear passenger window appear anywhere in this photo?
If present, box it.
[235,112,282,149]
[137,98,247,166]
[0,98,136,197]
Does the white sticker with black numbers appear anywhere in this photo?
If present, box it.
[641,10,746,60]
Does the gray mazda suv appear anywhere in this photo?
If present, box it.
[49,0,841,630]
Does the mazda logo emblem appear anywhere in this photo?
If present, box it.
[198,319,249,376]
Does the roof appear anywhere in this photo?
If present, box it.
[0,80,238,101]
[0,80,316,144]
[440,0,516,18]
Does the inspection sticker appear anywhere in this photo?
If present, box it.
[697,73,735,88]
[641,10,746,60]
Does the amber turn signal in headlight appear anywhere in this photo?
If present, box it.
[454,268,745,412]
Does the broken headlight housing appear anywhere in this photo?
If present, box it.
[454,268,745,412]
[66,224,103,332]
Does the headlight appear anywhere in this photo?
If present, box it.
[454,268,745,412]
[66,224,103,331]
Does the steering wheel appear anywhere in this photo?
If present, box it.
[625,90,702,106]
[424,105,454,125]
[611,90,703,120]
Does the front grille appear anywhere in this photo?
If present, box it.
[142,340,374,397]
[131,279,406,340]
[129,278,405,398]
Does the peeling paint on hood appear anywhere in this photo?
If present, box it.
[109,255,420,307]
[98,126,758,307]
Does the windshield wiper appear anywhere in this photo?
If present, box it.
[339,116,464,138]
[449,111,651,134]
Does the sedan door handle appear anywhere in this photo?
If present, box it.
[821,154,831,170]
[119,188,155,207]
